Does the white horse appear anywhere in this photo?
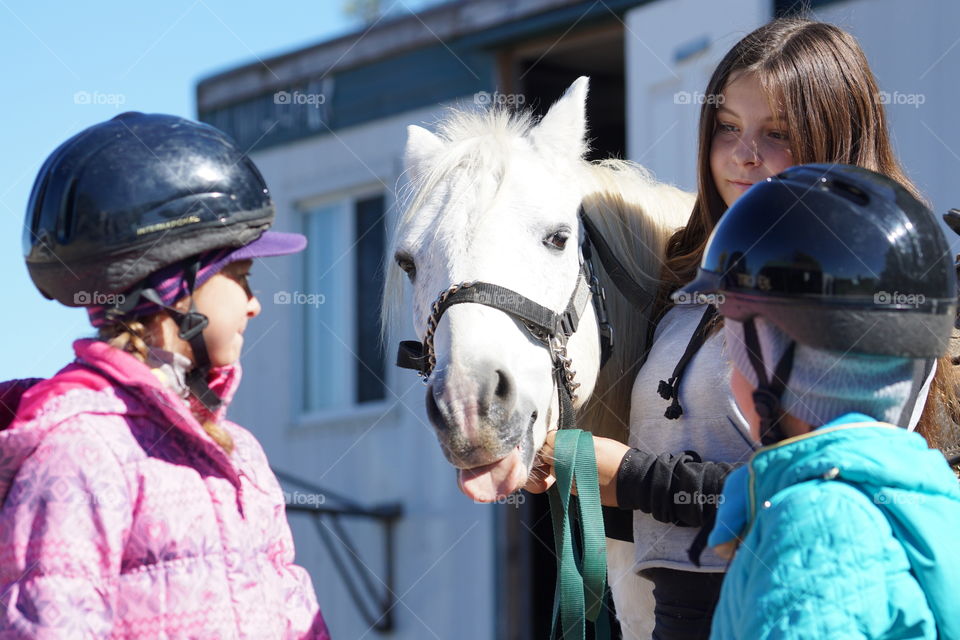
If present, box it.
[383,77,693,638]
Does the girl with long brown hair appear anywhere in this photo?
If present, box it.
[658,17,958,450]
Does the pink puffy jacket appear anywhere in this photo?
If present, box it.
[0,339,330,639]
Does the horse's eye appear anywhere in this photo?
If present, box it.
[396,254,417,281]
[545,231,570,251]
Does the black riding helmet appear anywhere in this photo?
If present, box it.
[24,111,274,305]
[680,163,956,358]
[677,163,957,443]
[24,112,283,410]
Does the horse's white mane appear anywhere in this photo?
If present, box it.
[576,159,693,440]
[383,101,693,441]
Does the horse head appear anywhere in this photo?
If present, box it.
[385,77,692,502]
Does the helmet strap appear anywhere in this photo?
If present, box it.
[742,318,795,446]
[897,357,937,430]
[131,259,223,412]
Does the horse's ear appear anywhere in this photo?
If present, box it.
[530,76,589,159]
[404,125,445,178]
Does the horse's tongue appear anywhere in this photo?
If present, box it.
[458,448,525,502]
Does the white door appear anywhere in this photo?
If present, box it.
[625,0,770,192]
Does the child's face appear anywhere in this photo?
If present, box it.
[710,72,794,208]
[189,259,261,367]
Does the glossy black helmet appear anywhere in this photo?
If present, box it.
[24,112,274,306]
[678,163,956,358]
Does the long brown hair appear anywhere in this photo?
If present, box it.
[654,17,959,446]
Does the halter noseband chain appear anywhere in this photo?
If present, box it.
[395,210,614,428]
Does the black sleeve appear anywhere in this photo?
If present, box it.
[615,448,741,527]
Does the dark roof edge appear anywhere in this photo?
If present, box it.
[197,0,583,111]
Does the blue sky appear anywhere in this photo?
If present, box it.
[0,1,433,381]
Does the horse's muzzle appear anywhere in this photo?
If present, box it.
[426,361,532,468]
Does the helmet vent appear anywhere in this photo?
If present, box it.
[828,179,870,206]
[57,179,79,244]
[27,170,52,240]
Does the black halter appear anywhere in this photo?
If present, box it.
[396,208,616,429]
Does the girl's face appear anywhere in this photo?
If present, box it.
[188,259,261,367]
[710,72,794,208]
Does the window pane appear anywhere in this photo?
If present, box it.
[354,195,386,404]
[303,202,353,412]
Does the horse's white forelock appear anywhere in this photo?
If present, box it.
[382,106,535,339]
[382,104,693,441]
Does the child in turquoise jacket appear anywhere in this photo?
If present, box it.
[678,163,960,639]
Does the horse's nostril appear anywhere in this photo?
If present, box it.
[494,369,512,401]
[426,384,446,430]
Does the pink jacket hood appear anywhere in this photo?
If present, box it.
[0,340,329,639]
[1,340,241,499]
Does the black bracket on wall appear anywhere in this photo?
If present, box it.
[274,469,404,633]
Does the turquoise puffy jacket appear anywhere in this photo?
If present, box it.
[708,413,960,639]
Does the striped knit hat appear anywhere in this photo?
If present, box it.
[723,317,936,430]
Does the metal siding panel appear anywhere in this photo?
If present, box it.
[199,45,495,152]
[774,0,849,16]
[454,0,648,49]
[333,45,495,130]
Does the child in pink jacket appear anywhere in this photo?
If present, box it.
[0,112,330,639]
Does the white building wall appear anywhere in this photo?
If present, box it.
[816,0,960,250]
[228,101,498,640]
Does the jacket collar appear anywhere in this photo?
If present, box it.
[745,417,902,533]
[72,339,243,487]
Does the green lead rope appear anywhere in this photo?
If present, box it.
[548,429,611,640]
